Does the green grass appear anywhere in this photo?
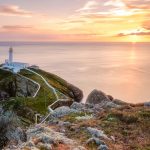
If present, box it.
[19,69,59,114]
[0,69,13,81]
[29,68,72,98]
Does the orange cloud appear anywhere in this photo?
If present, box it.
[0,5,32,17]
[143,20,150,30]
[124,0,150,9]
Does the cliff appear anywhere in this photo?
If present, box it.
[0,68,83,114]
[0,68,83,149]
[0,68,149,150]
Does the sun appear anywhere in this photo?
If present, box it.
[129,34,139,43]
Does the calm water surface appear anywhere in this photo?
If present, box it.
[0,42,150,103]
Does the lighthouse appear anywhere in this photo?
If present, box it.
[2,47,29,73]
[9,47,13,63]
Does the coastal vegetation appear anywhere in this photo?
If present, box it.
[0,68,149,150]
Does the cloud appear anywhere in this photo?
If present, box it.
[104,0,126,7]
[0,5,32,17]
[76,1,99,12]
[105,0,150,9]
[117,31,150,36]
[124,0,150,9]
[2,25,33,30]
[143,20,150,30]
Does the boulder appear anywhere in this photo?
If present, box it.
[86,89,110,105]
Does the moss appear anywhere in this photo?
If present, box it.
[0,69,13,81]
[106,111,138,124]
[62,112,91,123]
[139,110,150,119]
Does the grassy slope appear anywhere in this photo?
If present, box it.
[30,68,73,98]
[0,69,13,80]
[0,68,66,115]
[18,69,59,114]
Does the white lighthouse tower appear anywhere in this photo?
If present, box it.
[9,47,13,63]
[2,47,29,73]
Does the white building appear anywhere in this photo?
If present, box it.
[2,47,29,73]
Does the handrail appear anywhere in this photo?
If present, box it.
[25,68,69,125]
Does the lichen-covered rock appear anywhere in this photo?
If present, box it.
[0,108,27,149]
[87,127,110,140]
[70,102,94,113]
[52,106,79,118]
[16,126,85,150]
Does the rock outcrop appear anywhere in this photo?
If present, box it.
[0,75,39,97]
[86,89,131,109]
[86,89,110,105]
[68,84,83,102]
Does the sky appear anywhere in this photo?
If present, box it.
[0,0,150,42]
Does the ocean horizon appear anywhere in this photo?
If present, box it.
[0,42,150,103]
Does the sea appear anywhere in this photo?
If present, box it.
[0,42,150,103]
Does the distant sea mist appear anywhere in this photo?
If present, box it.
[0,42,150,103]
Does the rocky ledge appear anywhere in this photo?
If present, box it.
[3,89,150,150]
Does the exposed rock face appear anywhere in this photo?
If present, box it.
[68,84,83,102]
[86,89,110,105]
[0,75,39,97]
[15,75,39,97]
[0,108,27,149]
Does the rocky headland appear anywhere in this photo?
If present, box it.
[0,68,149,150]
